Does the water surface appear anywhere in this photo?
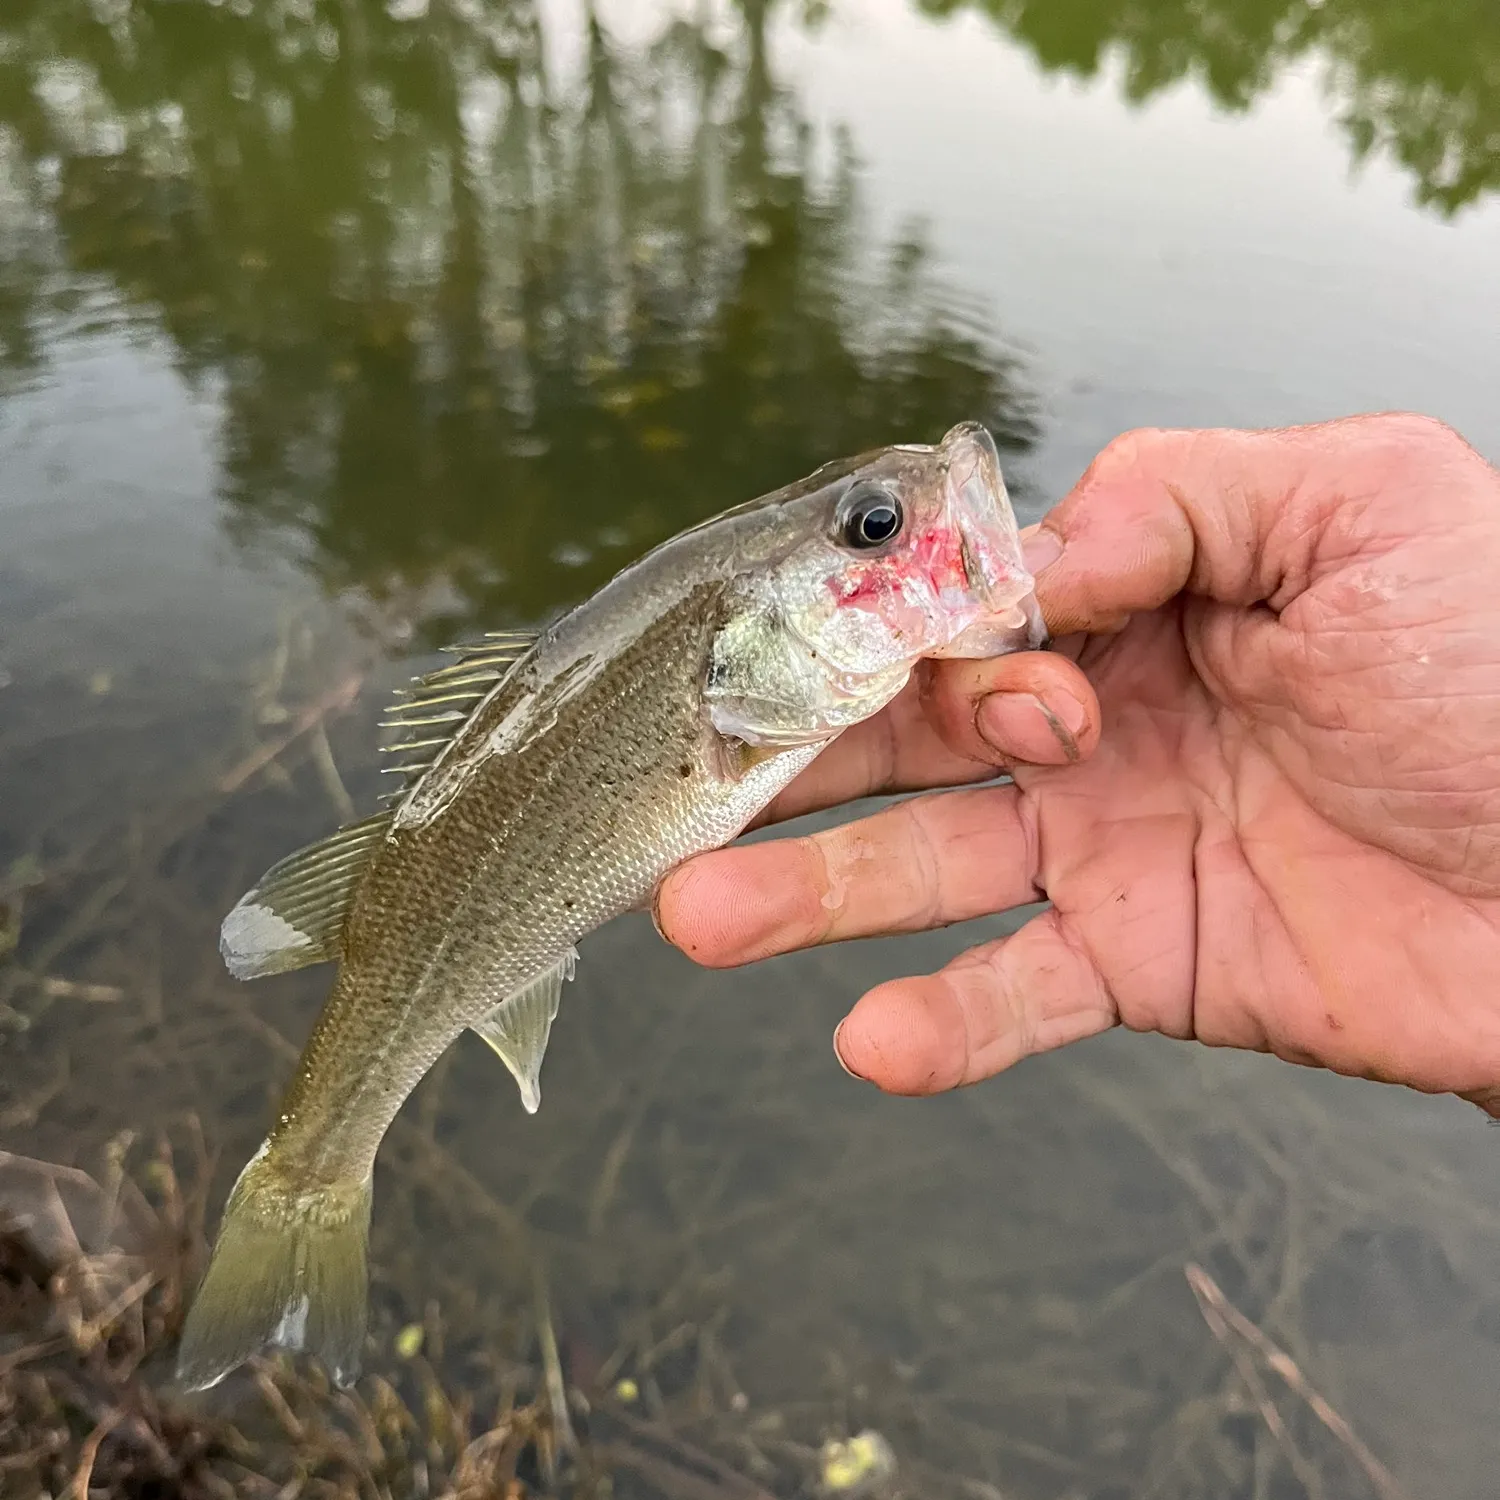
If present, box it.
[2,1,1499,1495]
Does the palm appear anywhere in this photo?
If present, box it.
[1014,595,1500,1103]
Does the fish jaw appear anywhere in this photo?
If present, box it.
[705,422,1044,745]
[935,589,1048,659]
[925,420,1047,659]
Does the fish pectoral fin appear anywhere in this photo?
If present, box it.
[712,732,787,780]
[470,949,578,1115]
[219,812,392,980]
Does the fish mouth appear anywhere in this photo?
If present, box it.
[933,421,1047,655]
[939,421,1010,601]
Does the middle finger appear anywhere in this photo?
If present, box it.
[656,782,1043,967]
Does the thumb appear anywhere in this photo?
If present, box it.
[1027,413,1476,637]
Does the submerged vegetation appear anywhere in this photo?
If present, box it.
[0,1111,1422,1499]
[1,610,1491,1498]
[0,1132,825,1499]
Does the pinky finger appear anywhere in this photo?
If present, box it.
[833,910,1120,1095]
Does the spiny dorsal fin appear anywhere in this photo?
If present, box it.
[469,948,577,1114]
[220,813,392,980]
[378,631,539,805]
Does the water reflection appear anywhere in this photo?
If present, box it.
[0,0,1037,643]
[2,0,1492,645]
[924,0,1500,215]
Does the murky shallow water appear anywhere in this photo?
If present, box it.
[2,0,1499,1495]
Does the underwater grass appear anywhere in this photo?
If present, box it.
[0,1131,793,1499]
[0,604,1478,1499]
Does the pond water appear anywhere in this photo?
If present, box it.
[2,0,1499,1495]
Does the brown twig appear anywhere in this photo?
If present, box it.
[67,1408,122,1500]
[218,672,365,796]
[1185,1262,1410,1500]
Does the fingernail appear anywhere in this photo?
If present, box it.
[977,689,1087,763]
[1034,694,1084,762]
[1022,526,1063,576]
[649,881,670,943]
[1046,687,1088,738]
[833,1019,869,1081]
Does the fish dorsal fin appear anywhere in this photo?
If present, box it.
[220,813,392,980]
[469,949,578,1114]
[378,631,539,805]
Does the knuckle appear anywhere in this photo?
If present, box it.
[897,799,949,930]
[786,837,840,943]
[1080,426,1178,486]
[1368,409,1466,450]
[956,940,1029,1056]
[1342,410,1482,481]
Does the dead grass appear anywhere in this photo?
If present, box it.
[0,1133,804,1500]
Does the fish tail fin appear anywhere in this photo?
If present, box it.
[175,1144,371,1392]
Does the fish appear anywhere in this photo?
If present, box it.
[175,421,1046,1392]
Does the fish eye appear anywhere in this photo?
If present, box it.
[839,484,903,550]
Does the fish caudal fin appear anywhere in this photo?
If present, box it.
[175,1147,371,1392]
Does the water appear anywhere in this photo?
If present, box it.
[1,0,1498,1494]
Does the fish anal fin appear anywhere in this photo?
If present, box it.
[378,631,539,804]
[470,949,578,1114]
[220,813,391,981]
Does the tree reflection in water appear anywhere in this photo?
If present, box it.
[920,0,1499,216]
[0,0,1038,644]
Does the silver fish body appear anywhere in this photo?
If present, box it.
[177,421,1044,1391]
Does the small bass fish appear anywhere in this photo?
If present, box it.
[177,422,1044,1390]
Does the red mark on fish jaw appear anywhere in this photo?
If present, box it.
[913,524,969,593]
[831,566,892,608]
[828,525,978,636]
[829,524,970,612]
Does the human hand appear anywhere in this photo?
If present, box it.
[655,414,1500,1115]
